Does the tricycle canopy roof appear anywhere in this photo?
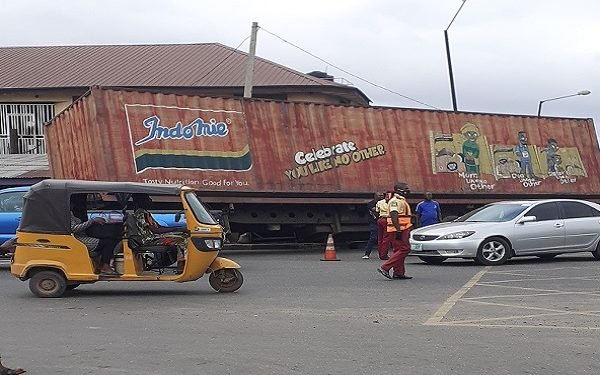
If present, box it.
[20,179,186,235]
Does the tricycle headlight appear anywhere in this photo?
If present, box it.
[204,239,222,249]
[438,231,475,240]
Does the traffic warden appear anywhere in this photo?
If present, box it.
[375,191,391,260]
[377,182,413,280]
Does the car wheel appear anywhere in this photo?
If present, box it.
[474,237,510,266]
[29,270,67,298]
[418,256,447,264]
[536,254,558,260]
[592,241,600,260]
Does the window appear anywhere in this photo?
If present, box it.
[561,201,600,219]
[456,203,528,222]
[526,202,560,221]
[0,103,54,154]
[0,191,26,212]
[185,192,217,225]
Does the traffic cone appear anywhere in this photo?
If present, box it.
[321,234,340,261]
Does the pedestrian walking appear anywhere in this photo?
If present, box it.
[362,192,382,259]
[415,192,442,227]
[377,182,413,280]
[376,191,392,260]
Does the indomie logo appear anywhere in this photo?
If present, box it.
[135,115,229,146]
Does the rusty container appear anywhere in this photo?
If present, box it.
[46,87,600,200]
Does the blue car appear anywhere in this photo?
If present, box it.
[0,186,28,245]
[0,186,184,246]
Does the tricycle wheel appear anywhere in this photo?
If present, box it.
[29,270,67,298]
[209,269,243,293]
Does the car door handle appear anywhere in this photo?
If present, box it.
[36,239,50,243]
[553,223,564,228]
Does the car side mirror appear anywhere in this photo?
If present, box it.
[174,211,184,222]
[517,215,536,224]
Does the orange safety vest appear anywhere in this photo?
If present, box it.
[386,195,413,232]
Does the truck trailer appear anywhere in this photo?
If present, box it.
[45,87,600,244]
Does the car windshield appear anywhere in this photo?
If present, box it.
[185,192,217,225]
[456,203,529,223]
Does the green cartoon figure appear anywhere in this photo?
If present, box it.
[460,123,480,175]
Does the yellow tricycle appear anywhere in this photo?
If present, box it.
[11,179,243,297]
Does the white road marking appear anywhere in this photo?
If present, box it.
[461,299,600,317]
[479,275,600,284]
[424,266,490,325]
[442,311,579,325]
[434,322,600,330]
[477,282,600,295]
[461,291,595,300]
[488,266,590,273]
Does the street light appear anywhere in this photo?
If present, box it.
[537,90,591,116]
[444,0,467,112]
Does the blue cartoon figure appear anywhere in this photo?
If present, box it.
[514,131,535,178]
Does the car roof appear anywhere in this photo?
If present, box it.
[491,199,596,205]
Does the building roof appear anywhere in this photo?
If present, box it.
[0,43,369,103]
[0,154,50,179]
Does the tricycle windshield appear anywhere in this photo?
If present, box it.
[185,192,217,225]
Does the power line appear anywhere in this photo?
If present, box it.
[259,26,440,110]
[191,35,251,86]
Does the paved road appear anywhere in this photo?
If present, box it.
[1,251,600,374]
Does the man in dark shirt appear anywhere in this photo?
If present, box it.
[415,192,442,227]
[362,192,382,259]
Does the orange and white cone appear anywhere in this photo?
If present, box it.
[321,234,340,261]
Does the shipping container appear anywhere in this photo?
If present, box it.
[46,87,600,243]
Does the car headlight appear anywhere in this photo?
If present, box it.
[204,239,222,249]
[438,231,475,240]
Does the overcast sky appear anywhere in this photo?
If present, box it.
[2,0,599,139]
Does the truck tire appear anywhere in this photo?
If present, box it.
[418,256,447,264]
[29,270,67,298]
[474,237,510,266]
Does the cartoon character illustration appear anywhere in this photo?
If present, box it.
[494,158,521,179]
[514,131,535,178]
[543,138,560,173]
[552,153,564,173]
[460,123,480,175]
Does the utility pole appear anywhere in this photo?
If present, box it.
[444,0,467,112]
[243,22,259,99]
[444,29,458,112]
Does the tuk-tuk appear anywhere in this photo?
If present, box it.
[11,179,243,297]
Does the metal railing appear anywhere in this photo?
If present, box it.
[0,103,55,154]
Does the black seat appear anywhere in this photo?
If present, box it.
[124,213,177,269]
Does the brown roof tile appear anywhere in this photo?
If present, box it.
[0,43,351,90]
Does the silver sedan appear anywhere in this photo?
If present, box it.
[409,199,600,265]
